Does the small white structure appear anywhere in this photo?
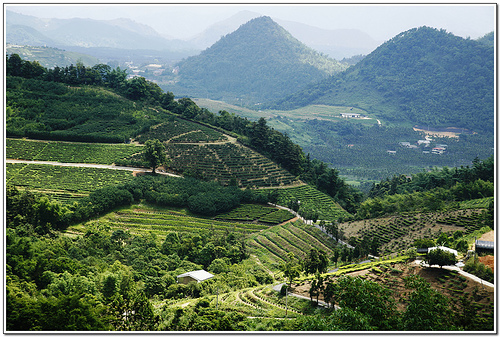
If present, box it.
[428,246,458,256]
[417,140,431,146]
[177,270,214,284]
[432,147,446,154]
[340,112,361,118]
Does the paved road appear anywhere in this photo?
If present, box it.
[6,159,182,177]
[414,260,494,289]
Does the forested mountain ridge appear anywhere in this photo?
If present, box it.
[268,26,494,134]
[171,16,348,104]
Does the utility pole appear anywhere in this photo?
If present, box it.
[285,283,288,317]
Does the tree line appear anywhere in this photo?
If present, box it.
[357,156,494,219]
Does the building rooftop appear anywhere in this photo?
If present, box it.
[177,270,214,282]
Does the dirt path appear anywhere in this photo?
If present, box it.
[6,159,182,177]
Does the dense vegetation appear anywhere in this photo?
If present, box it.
[169,16,347,104]
[269,26,494,134]
[357,156,494,219]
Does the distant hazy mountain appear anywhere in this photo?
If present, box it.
[187,10,261,50]
[270,26,494,134]
[276,19,381,59]
[173,16,348,104]
[6,10,195,51]
[6,44,100,68]
[187,10,379,59]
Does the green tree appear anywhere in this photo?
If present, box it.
[332,276,398,330]
[143,139,167,174]
[425,248,457,268]
[280,252,302,287]
[303,248,329,276]
[403,275,454,330]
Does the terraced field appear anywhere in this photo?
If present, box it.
[262,184,350,222]
[341,207,487,254]
[215,204,295,225]
[6,162,134,203]
[67,203,271,242]
[6,138,143,164]
[247,220,339,269]
[167,284,312,320]
[166,142,300,188]
[137,118,226,144]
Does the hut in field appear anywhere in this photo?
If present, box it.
[177,270,214,284]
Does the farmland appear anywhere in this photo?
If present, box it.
[262,184,350,222]
[6,162,134,203]
[247,220,339,269]
[6,138,143,164]
[166,142,300,188]
[340,206,490,254]
[66,202,275,242]
[215,204,295,225]
[137,118,227,144]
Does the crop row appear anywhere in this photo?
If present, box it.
[6,138,143,165]
[291,222,337,249]
[116,208,270,231]
[264,185,349,222]
[6,163,133,195]
[459,197,493,209]
[247,220,340,270]
[137,119,225,143]
[112,215,263,235]
[215,204,277,221]
[258,209,295,224]
[282,223,334,253]
[165,142,298,188]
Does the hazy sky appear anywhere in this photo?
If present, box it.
[6,3,496,41]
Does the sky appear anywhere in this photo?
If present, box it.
[5,3,496,41]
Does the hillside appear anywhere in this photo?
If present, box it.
[6,44,100,68]
[5,55,494,332]
[269,26,494,134]
[170,16,347,104]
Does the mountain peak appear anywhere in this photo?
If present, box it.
[174,15,347,103]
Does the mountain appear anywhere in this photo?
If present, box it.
[269,26,494,134]
[6,10,194,50]
[276,19,380,59]
[187,10,261,50]
[188,10,379,59]
[172,16,348,104]
[5,10,199,66]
